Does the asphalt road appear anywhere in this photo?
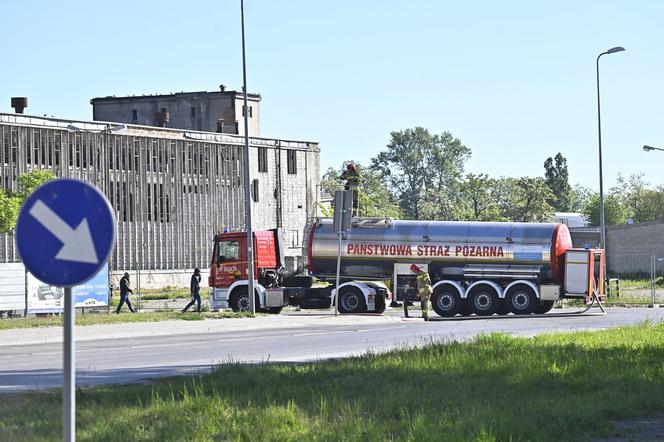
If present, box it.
[2,307,664,392]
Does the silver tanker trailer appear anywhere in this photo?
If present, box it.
[308,218,604,317]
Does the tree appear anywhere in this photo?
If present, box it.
[372,127,471,220]
[494,177,555,222]
[583,193,628,227]
[0,190,20,235]
[460,173,503,221]
[0,169,56,235]
[320,163,402,219]
[18,169,56,200]
[569,184,593,212]
[544,153,572,212]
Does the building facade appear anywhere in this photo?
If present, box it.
[0,112,319,273]
[91,86,261,136]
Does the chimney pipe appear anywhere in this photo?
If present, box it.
[219,84,226,92]
[11,97,28,114]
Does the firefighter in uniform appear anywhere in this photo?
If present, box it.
[410,264,432,321]
[340,162,362,216]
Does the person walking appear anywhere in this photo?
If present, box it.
[182,268,202,313]
[410,264,432,321]
[116,272,136,314]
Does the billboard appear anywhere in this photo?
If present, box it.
[27,263,109,313]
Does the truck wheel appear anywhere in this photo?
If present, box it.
[338,287,367,314]
[431,286,462,317]
[505,284,536,315]
[374,295,386,314]
[230,289,261,313]
[467,284,500,316]
[534,300,554,314]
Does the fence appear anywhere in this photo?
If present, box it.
[605,253,664,305]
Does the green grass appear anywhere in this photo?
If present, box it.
[2,323,664,441]
[0,311,251,330]
[137,286,192,300]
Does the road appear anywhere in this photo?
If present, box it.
[1,307,663,392]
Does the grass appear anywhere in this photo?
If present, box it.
[137,286,192,301]
[2,323,664,441]
[0,311,251,330]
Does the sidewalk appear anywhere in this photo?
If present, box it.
[0,313,404,348]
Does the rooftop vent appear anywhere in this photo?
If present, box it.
[11,97,28,114]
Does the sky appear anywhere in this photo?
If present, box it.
[1,1,663,191]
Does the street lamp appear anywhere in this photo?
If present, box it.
[596,46,625,251]
[643,145,664,152]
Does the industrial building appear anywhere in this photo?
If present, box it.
[0,92,319,276]
[90,85,261,136]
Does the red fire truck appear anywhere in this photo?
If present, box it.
[208,218,604,316]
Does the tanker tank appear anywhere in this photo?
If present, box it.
[308,219,572,284]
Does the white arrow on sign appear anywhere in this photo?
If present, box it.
[28,200,99,265]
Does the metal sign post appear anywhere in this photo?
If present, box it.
[332,190,353,316]
[16,179,116,442]
[63,287,74,442]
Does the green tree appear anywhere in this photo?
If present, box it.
[372,127,470,220]
[583,193,628,227]
[0,190,20,234]
[18,169,56,200]
[494,177,555,222]
[460,173,503,221]
[544,153,572,212]
[569,184,593,212]
[0,169,56,235]
[320,163,402,218]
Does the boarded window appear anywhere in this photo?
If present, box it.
[258,147,267,172]
[287,150,297,174]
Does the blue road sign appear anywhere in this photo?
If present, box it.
[16,179,116,287]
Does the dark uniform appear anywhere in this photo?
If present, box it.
[116,272,136,314]
[411,264,432,321]
[340,164,362,216]
[182,268,202,313]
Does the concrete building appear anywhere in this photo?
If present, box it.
[0,111,319,279]
[91,85,260,136]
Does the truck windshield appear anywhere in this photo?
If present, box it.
[217,240,240,263]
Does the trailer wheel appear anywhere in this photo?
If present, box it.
[374,295,386,314]
[505,284,536,315]
[431,286,463,317]
[534,300,554,314]
[229,289,261,313]
[467,284,500,316]
[338,287,367,314]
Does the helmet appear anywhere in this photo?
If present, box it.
[410,264,420,273]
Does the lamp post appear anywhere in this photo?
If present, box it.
[240,0,255,315]
[596,46,625,251]
[643,145,664,152]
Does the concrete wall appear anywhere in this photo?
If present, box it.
[0,263,25,311]
[606,221,664,276]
